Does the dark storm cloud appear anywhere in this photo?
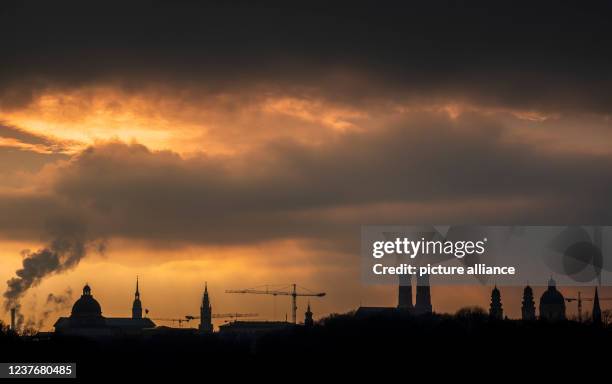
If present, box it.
[1,112,611,250]
[1,1,612,113]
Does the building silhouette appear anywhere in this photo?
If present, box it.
[132,277,142,319]
[304,301,314,327]
[54,283,155,337]
[539,277,566,321]
[397,274,413,309]
[357,275,433,319]
[521,285,536,321]
[414,274,432,315]
[592,287,602,325]
[489,286,503,320]
[199,283,213,333]
[396,274,432,315]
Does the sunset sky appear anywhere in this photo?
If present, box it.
[2,2,612,330]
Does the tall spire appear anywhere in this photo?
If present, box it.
[132,276,142,319]
[199,282,213,333]
[592,287,602,326]
[203,282,210,307]
[304,300,314,327]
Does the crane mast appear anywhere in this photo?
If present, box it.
[565,291,612,322]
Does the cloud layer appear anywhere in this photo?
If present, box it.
[2,110,611,254]
[1,2,612,115]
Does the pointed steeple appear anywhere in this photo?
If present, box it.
[132,276,142,319]
[199,282,213,333]
[592,287,602,326]
[202,282,210,307]
[304,300,314,327]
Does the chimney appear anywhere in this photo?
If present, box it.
[10,308,16,331]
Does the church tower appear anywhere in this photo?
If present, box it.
[414,273,432,315]
[592,287,602,326]
[489,285,503,320]
[199,283,213,333]
[132,276,142,319]
[304,301,314,327]
[521,285,536,321]
[397,274,413,309]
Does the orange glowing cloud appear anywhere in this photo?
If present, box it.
[0,86,373,157]
[5,85,604,163]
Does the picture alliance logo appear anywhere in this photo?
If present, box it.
[371,237,488,259]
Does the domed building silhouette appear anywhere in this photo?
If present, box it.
[539,277,566,321]
[54,281,155,337]
[69,284,105,326]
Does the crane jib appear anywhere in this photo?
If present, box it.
[225,284,326,324]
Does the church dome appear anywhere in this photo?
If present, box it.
[539,278,566,321]
[540,287,565,306]
[540,278,565,306]
[71,284,103,318]
[540,287,565,305]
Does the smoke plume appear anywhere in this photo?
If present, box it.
[3,218,104,315]
[38,287,74,329]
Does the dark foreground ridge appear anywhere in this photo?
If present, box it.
[1,310,610,380]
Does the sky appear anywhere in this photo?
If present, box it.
[1,1,612,330]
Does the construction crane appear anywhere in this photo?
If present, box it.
[151,317,191,327]
[226,284,325,324]
[154,313,258,327]
[185,313,258,321]
[565,291,612,322]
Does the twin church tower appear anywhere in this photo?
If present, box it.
[398,274,432,314]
